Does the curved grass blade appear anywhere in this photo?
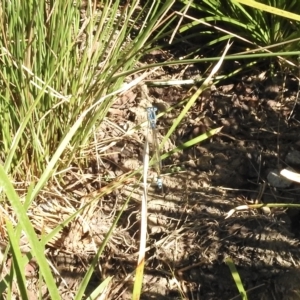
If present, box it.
[233,0,300,22]
[225,257,248,300]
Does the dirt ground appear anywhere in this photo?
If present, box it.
[75,61,300,300]
[5,3,300,300]
[24,54,300,299]
[52,3,300,299]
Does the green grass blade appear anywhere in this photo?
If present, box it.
[6,220,29,300]
[233,0,300,21]
[86,276,113,300]
[74,191,134,300]
[117,50,300,80]
[225,257,248,300]
[0,164,60,299]
[161,42,231,149]
[0,242,13,295]
[161,127,223,161]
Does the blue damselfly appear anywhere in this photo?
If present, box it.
[146,107,163,190]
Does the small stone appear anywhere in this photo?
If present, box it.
[267,169,292,188]
[286,150,300,166]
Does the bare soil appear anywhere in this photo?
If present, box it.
[70,62,300,299]
[19,58,300,300]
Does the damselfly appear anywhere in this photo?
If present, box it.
[146,107,163,191]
